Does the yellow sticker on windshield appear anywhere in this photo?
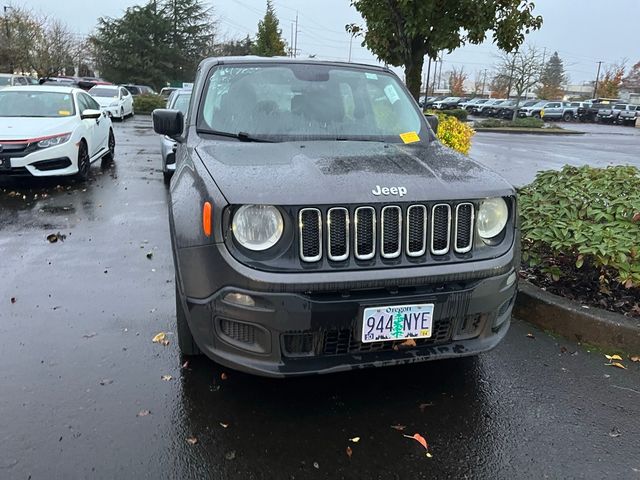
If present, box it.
[400,131,420,144]
[58,110,71,116]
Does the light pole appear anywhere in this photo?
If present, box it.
[3,6,12,73]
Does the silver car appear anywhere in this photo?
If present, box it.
[161,88,191,183]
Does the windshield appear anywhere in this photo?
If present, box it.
[125,86,141,95]
[198,64,425,142]
[172,93,191,114]
[0,90,76,117]
[89,87,119,98]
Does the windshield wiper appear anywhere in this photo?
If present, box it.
[197,129,273,143]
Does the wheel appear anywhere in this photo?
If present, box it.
[75,140,90,181]
[163,170,172,185]
[104,129,115,160]
[562,112,572,122]
[130,105,135,117]
[119,107,125,121]
[176,281,201,356]
[533,112,541,119]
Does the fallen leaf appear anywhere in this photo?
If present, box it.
[391,425,406,431]
[607,362,627,370]
[632,212,640,223]
[609,427,621,438]
[10,297,16,304]
[82,333,97,339]
[219,422,229,428]
[186,436,198,445]
[146,251,153,259]
[605,354,623,361]
[560,346,568,354]
[161,375,173,381]
[419,402,434,412]
[630,355,640,363]
[526,333,535,339]
[346,446,353,459]
[182,360,190,369]
[99,378,113,386]
[393,338,417,350]
[225,450,236,460]
[152,332,169,346]
[137,409,151,417]
[403,433,430,456]
[220,372,228,380]
[349,437,360,443]
[313,462,319,469]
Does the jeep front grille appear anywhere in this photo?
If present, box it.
[298,203,475,263]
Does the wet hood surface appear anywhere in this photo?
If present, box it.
[196,140,514,205]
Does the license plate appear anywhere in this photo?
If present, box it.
[361,303,434,343]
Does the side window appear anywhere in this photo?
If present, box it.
[16,77,28,85]
[76,94,89,114]
[86,94,100,110]
[121,88,129,97]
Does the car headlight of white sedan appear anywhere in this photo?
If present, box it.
[36,132,71,149]
[232,205,284,251]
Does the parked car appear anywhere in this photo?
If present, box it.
[473,99,506,116]
[0,86,115,179]
[618,105,639,126]
[517,100,550,118]
[160,88,191,183]
[540,101,578,122]
[89,85,134,120]
[122,84,156,96]
[576,98,620,122]
[487,100,516,118]
[432,96,464,110]
[151,57,519,377]
[160,87,178,99]
[423,95,447,109]
[458,97,484,109]
[0,73,33,88]
[463,98,490,112]
[596,103,628,124]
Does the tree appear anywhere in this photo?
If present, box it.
[472,71,484,95]
[30,18,77,77]
[252,0,286,57]
[91,0,216,88]
[598,62,626,98]
[215,35,253,56]
[621,61,640,91]
[448,66,468,96]
[536,51,566,100]
[347,0,542,100]
[489,73,509,98]
[494,45,543,118]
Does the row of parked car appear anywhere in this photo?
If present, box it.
[419,94,640,125]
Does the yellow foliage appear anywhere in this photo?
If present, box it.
[435,114,475,155]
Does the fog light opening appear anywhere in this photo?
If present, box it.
[506,271,517,287]
[223,292,256,307]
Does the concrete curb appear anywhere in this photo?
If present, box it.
[474,127,585,135]
[514,281,640,353]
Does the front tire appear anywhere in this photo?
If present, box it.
[104,129,115,160]
[176,282,201,356]
[75,140,90,181]
[562,112,572,122]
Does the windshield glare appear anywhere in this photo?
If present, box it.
[90,87,119,98]
[199,64,425,142]
[0,91,76,117]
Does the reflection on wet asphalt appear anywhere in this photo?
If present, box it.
[1,118,639,479]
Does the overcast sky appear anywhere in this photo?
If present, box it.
[13,0,640,85]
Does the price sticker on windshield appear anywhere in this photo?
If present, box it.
[400,131,420,144]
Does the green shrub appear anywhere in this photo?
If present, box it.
[476,118,505,128]
[445,108,468,122]
[519,165,640,288]
[133,94,167,114]
[512,117,544,128]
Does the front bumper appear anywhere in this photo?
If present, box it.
[0,142,78,177]
[102,106,122,118]
[176,240,520,377]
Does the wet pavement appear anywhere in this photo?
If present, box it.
[471,122,640,186]
[1,118,639,479]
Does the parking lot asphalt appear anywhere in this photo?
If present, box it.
[471,122,640,186]
[1,118,639,479]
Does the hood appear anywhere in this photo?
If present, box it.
[196,140,513,206]
[0,116,78,140]
[94,97,118,107]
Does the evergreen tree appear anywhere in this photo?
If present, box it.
[215,35,253,56]
[252,0,286,57]
[536,51,566,100]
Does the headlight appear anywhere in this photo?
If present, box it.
[232,205,283,251]
[477,198,508,239]
[109,101,118,107]
[36,133,71,149]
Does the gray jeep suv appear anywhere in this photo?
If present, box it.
[153,57,519,377]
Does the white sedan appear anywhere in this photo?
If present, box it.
[0,86,115,179]
[88,85,134,120]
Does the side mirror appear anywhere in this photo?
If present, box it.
[153,109,184,137]
[81,109,102,120]
[425,114,439,132]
